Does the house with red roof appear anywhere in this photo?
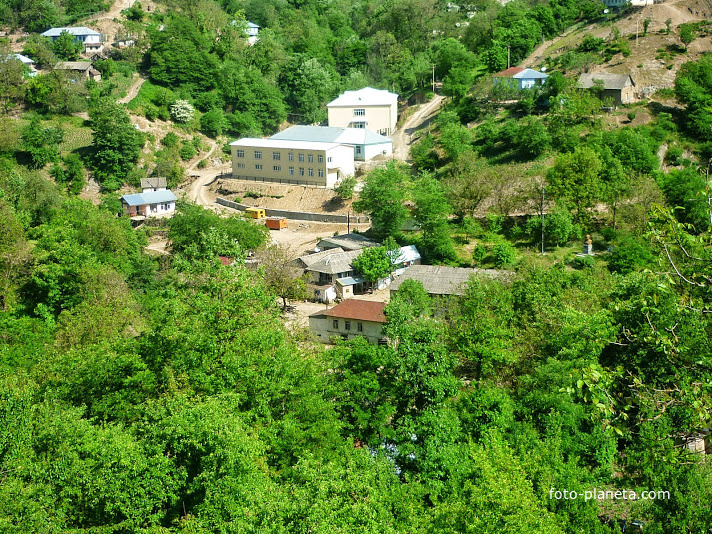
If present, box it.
[309,299,387,345]
[493,66,548,90]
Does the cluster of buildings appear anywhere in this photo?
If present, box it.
[230,87,398,189]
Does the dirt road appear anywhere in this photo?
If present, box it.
[392,95,445,162]
[118,73,146,104]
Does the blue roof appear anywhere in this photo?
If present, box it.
[513,68,549,80]
[336,276,365,286]
[271,125,392,146]
[121,190,177,206]
[42,26,100,37]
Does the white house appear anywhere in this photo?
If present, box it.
[493,67,549,90]
[121,190,177,218]
[270,125,393,161]
[5,53,37,76]
[309,299,387,345]
[327,87,398,137]
[42,27,103,52]
[230,138,355,188]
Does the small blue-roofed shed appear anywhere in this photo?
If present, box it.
[121,189,177,218]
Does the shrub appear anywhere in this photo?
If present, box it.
[472,244,487,264]
[200,109,228,138]
[197,159,208,169]
[492,240,517,268]
[170,100,195,123]
[179,142,196,161]
[608,235,653,274]
[162,132,179,148]
[572,255,594,269]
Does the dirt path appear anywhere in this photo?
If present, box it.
[186,138,230,207]
[392,95,445,162]
[118,73,146,104]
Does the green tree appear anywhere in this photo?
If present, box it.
[334,175,357,200]
[679,23,696,51]
[352,245,393,283]
[51,31,82,60]
[89,98,143,189]
[20,115,62,169]
[546,146,603,223]
[254,244,308,309]
[354,162,410,240]
[413,175,457,262]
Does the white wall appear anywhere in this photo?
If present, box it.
[309,315,384,344]
[328,103,397,136]
[363,142,393,160]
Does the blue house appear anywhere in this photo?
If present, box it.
[493,67,548,90]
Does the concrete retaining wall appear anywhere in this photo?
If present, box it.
[216,197,370,224]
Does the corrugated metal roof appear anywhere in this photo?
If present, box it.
[577,73,634,90]
[336,276,365,286]
[121,190,177,206]
[318,233,379,251]
[311,299,387,323]
[298,248,362,274]
[271,126,392,146]
[389,265,509,296]
[7,53,34,64]
[141,177,167,189]
[389,245,421,265]
[298,247,346,267]
[230,138,342,151]
[42,26,100,37]
[327,87,398,107]
[56,61,92,71]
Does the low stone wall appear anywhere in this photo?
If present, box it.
[216,197,370,224]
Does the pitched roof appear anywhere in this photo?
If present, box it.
[270,126,392,146]
[42,26,100,37]
[494,67,548,80]
[389,245,421,265]
[55,61,92,71]
[6,53,34,64]
[121,190,177,206]
[335,275,365,286]
[230,138,341,151]
[141,177,167,189]
[298,248,362,275]
[312,299,387,323]
[389,265,509,296]
[247,22,259,29]
[317,233,380,251]
[327,87,398,107]
[493,67,525,77]
[577,73,635,90]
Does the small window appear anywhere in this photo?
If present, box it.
[255,164,262,170]
[353,122,366,129]
[254,150,262,159]
[237,163,245,168]
[354,108,365,116]
[355,146,362,154]
[289,167,294,175]
[273,165,281,171]
[318,169,324,177]
[288,153,294,161]
[273,152,280,160]
[308,154,314,163]
[344,321,351,331]
[308,168,314,177]
[299,168,305,176]
[236,149,245,158]
[327,157,332,163]
[298,153,305,162]
[357,322,363,332]
[332,319,339,329]
[318,154,323,163]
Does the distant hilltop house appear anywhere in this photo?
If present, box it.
[577,73,637,107]
[602,0,653,6]
[309,299,387,345]
[493,67,549,90]
[327,87,398,137]
[55,61,101,82]
[229,138,355,188]
[231,20,259,44]
[41,27,103,53]
[121,189,177,218]
[271,125,393,162]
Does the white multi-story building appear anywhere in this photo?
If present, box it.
[230,138,354,188]
[327,87,398,137]
[270,125,392,161]
[41,27,103,52]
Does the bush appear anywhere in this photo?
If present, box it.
[162,132,179,148]
[492,240,517,268]
[472,244,487,265]
[170,100,195,123]
[197,159,208,169]
[572,255,595,269]
[608,235,653,274]
[200,109,228,138]
[179,142,196,161]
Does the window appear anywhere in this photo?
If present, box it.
[237,163,245,168]
[357,322,363,332]
[254,150,262,159]
[344,321,351,331]
[318,169,324,177]
[327,157,332,163]
[332,319,339,329]
[318,154,323,163]
[288,153,294,161]
[298,153,304,162]
[354,108,365,116]
[289,167,294,175]
[273,165,281,171]
[299,168,305,176]
[308,154,313,163]
[273,152,280,160]
[255,164,262,170]
[308,168,314,177]
[355,146,362,155]
[236,149,245,157]
[353,122,366,129]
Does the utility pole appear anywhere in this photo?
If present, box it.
[507,44,510,69]
[541,187,545,254]
[432,64,436,94]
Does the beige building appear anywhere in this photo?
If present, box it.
[309,299,387,345]
[577,73,637,107]
[327,87,398,136]
[230,138,354,188]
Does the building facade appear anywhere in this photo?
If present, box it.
[493,67,549,90]
[309,300,387,344]
[270,125,393,161]
[121,190,177,218]
[42,27,103,52]
[230,138,354,188]
[577,73,637,107]
[327,87,398,136]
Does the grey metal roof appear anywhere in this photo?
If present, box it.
[389,245,421,265]
[577,73,635,90]
[298,248,362,275]
[336,276,365,286]
[389,265,509,296]
[121,190,177,206]
[513,68,549,80]
[7,53,34,64]
[42,26,100,37]
[317,233,380,251]
[271,126,392,146]
[56,61,92,71]
[141,177,167,189]
[327,87,398,107]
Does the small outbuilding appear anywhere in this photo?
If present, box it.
[577,73,637,107]
[55,61,101,82]
[121,190,177,218]
[493,67,548,90]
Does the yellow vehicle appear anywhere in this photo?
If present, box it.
[245,207,266,219]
